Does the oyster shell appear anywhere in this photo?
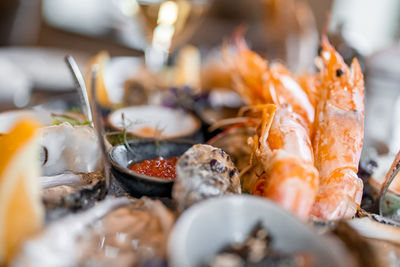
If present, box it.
[39,122,102,176]
[311,211,400,267]
[12,197,174,267]
[172,144,241,211]
[41,172,105,214]
[78,197,174,266]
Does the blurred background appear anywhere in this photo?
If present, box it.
[1,0,400,153]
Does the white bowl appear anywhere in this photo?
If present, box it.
[168,195,353,267]
[103,56,142,104]
[108,105,201,139]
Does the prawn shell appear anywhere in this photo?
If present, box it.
[313,102,364,179]
[256,155,319,220]
[312,44,365,220]
[311,169,363,220]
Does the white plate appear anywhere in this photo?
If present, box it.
[168,195,353,267]
[108,105,201,139]
[0,47,89,91]
[0,110,53,133]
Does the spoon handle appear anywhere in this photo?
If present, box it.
[89,65,111,193]
[64,55,93,124]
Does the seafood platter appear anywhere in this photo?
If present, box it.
[3,31,400,267]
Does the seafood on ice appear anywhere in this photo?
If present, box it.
[222,33,364,220]
[172,144,241,211]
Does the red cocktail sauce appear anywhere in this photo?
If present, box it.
[129,156,178,179]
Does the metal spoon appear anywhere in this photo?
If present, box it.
[89,65,111,193]
[64,55,93,125]
[379,150,400,217]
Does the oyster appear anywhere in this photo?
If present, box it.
[37,122,107,211]
[77,197,174,266]
[311,212,400,267]
[40,172,100,189]
[41,172,105,213]
[12,197,130,267]
[208,127,253,171]
[39,122,102,176]
[12,197,174,267]
[208,127,259,193]
[172,144,241,211]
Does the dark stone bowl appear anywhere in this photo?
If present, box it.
[109,140,194,198]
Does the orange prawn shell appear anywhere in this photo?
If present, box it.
[226,30,322,220]
[252,156,319,220]
[266,63,315,127]
[311,168,363,220]
[266,107,314,163]
[314,39,365,178]
[227,32,315,129]
[297,73,319,110]
[311,37,365,220]
[253,107,319,220]
[318,37,364,113]
[313,101,364,179]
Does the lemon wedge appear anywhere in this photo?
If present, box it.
[0,119,44,265]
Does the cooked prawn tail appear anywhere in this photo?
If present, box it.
[311,169,363,220]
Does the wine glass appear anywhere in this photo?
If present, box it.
[134,0,211,72]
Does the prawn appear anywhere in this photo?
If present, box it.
[250,105,319,220]
[224,31,319,219]
[225,30,315,132]
[310,36,364,220]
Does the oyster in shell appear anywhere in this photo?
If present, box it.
[173,144,241,211]
[12,197,174,267]
[39,122,102,176]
